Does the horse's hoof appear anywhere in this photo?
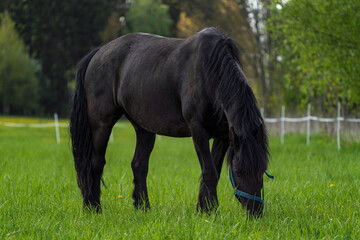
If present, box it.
[134,200,151,211]
[84,203,102,213]
[196,200,218,214]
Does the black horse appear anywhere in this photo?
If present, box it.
[70,27,269,216]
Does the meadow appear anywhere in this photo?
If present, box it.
[0,117,359,239]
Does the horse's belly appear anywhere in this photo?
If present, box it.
[146,118,191,137]
[121,95,191,137]
[128,111,191,137]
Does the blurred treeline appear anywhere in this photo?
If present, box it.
[0,0,359,117]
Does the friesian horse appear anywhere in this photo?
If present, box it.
[70,27,269,217]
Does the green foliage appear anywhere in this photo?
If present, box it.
[123,0,173,36]
[1,0,112,115]
[0,12,41,114]
[1,118,360,238]
[270,0,360,111]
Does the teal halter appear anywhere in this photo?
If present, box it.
[229,166,274,204]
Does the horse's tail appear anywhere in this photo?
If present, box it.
[70,48,100,201]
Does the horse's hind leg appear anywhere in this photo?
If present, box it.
[83,124,111,211]
[86,112,121,211]
[211,138,229,177]
[130,123,155,210]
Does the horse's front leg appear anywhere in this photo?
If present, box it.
[190,123,219,212]
[131,123,155,210]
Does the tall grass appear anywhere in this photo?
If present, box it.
[0,117,359,239]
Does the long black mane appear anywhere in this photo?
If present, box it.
[205,30,269,178]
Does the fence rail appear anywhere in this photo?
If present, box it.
[264,116,360,123]
[0,114,126,144]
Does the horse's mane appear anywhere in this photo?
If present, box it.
[205,29,269,178]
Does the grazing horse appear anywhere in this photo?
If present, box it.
[70,27,269,216]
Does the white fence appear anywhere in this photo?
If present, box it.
[1,104,360,150]
[263,103,360,150]
[0,113,66,144]
[0,113,126,144]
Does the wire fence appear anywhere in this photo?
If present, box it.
[1,103,359,150]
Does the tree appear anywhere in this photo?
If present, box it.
[1,0,111,115]
[234,0,281,115]
[100,0,131,43]
[0,12,41,115]
[270,0,360,112]
[162,0,182,36]
[122,0,173,36]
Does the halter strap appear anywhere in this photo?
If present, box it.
[229,166,274,204]
[265,171,274,179]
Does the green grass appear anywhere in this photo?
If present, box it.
[1,117,359,239]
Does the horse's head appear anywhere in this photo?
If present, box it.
[227,125,269,217]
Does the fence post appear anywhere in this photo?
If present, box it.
[54,113,60,144]
[281,105,285,144]
[307,103,311,145]
[337,102,341,150]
